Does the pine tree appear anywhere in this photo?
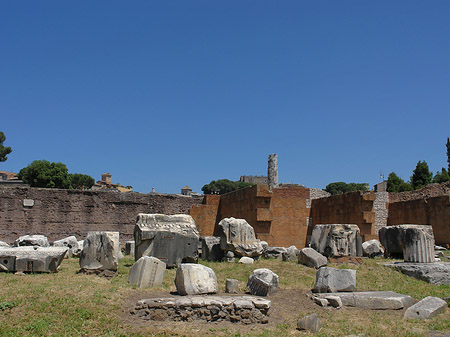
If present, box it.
[411,160,433,190]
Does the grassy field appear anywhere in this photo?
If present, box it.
[0,254,449,337]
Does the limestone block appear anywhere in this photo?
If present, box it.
[313,267,356,293]
[174,263,218,295]
[298,247,327,269]
[79,231,120,271]
[125,241,135,256]
[53,236,78,257]
[239,257,254,264]
[128,256,166,288]
[297,313,321,332]
[282,245,299,262]
[0,241,10,247]
[72,240,84,257]
[201,236,223,262]
[134,214,200,268]
[218,217,264,258]
[263,246,287,260]
[0,246,68,273]
[362,239,384,258]
[404,296,447,320]
[310,224,362,258]
[384,262,450,285]
[15,235,49,247]
[247,268,279,296]
[225,278,239,293]
[379,225,435,262]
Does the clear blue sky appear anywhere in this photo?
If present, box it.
[1,1,449,194]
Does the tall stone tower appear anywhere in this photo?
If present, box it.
[268,154,279,188]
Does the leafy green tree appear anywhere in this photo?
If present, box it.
[0,131,12,162]
[70,173,95,189]
[432,168,450,184]
[18,160,72,189]
[386,172,413,192]
[447,137,450,172]
[411,160,433,190]
[324,182,369,195]
[202,179,253,195]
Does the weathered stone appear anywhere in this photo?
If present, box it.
[384,262,450,285]
[15,235,49,247]
[282,245,299,262]
[134,214,200,267]
[218,217,264,258]
[379,225,435,262]
[128,256,166,288]
[239,257,254,264]
[0,246,68,273]
[247,268,278,296]
[322,295,343,308]
[79,231,120,271]
[125,241,135,256]
[314,291,414,310]
[224,250,235,262]
[225,279,239,293]
[201,236,223,262]
[298,247,327,269]
[174,263,218,295]
[362,239,384,258]
[312,296,329,307]
[310,224,362,258]
[263,246,287,260]
[404,296,447,320]
[297,313,321,332]
[267,153,279,188]
[0,241,10,247]
[313,267,356,293]
[53,236,78,257]
[72,240,84,257]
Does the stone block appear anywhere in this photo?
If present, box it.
[362,239,384,258]
[297,313,321,332]
[125,241,135,256]
[79,231,120,271]
[224,251,235,262]
[53,236,78,257]
[201,236,223,262]
[174,263,218,295]
[282,245,299,262]
[225,279,239,293]
[0,241,10,247]
[298,247,327,269]
[404,296,447,320]
[263,246,286,260]
[128,256,166,288]
[313,267,356,293]
[310,224,362,258]
[218,217,264,258]
[239,257,254,264]
[247,268,278,296]
[0,246,68,273]
[384,262,450,285]
[134,214,200,268]
[15,235,49,247]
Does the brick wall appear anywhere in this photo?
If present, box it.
[0,186,202,244]
[189,194,220,236]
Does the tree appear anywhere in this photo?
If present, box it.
[386,172,413,192]
[0,131,12,162]
[411,160,433,190]
[70,173,95,189]
[201,179,253,195]
[324,182,369,195]
[432,168,450,184]
[18,160,72,189]
[447,137,450,172]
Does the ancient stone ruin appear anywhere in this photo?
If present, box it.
[134,214,200,267]
[79,231,120,273]
[310,224,362,258]
[128,256,166,289]
[0,246,68,273]
[174,263,218,295]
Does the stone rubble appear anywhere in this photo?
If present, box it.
[313,267,356,293]
[404,296,447,320]
[298,247,328,269]
[15,235,49,247]
[0,246,68,273]
[282,245,299,262]
[297,313,321,332]
[174,263,218,295]
[238,257,254,264]
[384,261,450,285]
[201,236,223,262]
[128,256,166,289]
[79,231,120,272]
[262,246,287,260]
[225,279,239,294]
[247,268,279,296]
[53,236,79,258]
[362,239,384,258]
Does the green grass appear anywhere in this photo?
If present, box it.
[0,255,448,336]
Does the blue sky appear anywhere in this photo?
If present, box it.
[1,1,449,193]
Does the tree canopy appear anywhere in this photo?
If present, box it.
[324,182,369,195]
[386,172,413,192]
[202,179,253,195]
[432,168,450,184]
[411,160,433,190]
[19,160,72,189]
[70,173,95,189]
[0,131,12,162]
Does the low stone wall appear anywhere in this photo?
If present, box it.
[131,295,271,324]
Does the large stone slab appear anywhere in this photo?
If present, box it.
[314,291,414,310]
[53,236,79,257]
[218,217,264,258]
[201,236,223,262]
[128,256,166,288]
[134,214,200,267]
[15,235,49,247]
[131,295,271,324]
[247,268,279,296]
[174,263,218,295]
[313,267,356,293]
[0,246,68,273]
[384,262,450,285]
[310,224,362,258]
[404,296,447,320]
[298,247,327,269]
[79,231,120,271]
[379,225,435,262]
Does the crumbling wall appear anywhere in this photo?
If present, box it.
[0,186,202,244]
[189,194,220,237]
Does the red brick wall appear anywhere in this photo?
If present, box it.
[189,195,220,236]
